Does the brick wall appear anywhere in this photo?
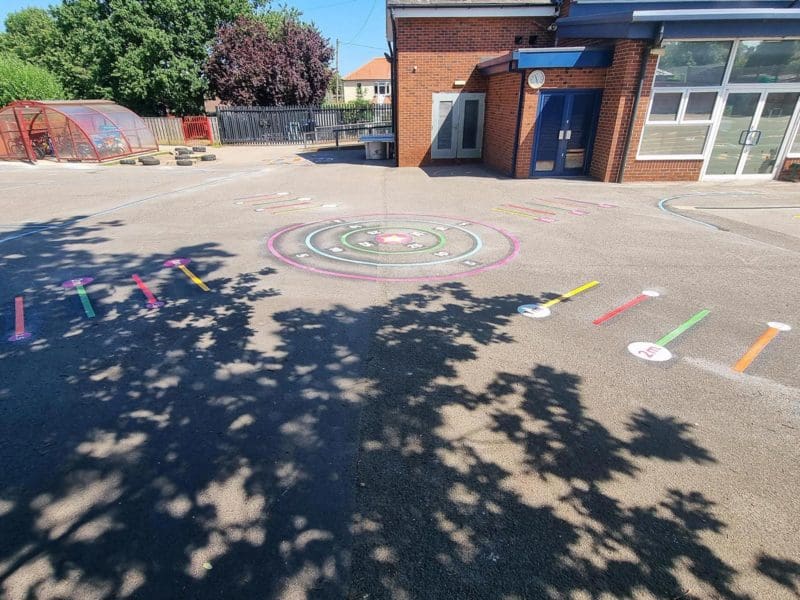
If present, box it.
[395,17,554,167]
[484,72,522,176]
[515,68,607,177]
[590,40,706,182]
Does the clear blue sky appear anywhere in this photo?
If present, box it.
[0,0,387,75]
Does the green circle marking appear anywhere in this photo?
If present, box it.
[340,226,447,254]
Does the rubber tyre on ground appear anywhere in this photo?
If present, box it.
[175,147,191,153]
[120,158,136,165]
[176,159,194,166]
[200,154,216,161]
[192,146,207,153]
[140,157,160,166]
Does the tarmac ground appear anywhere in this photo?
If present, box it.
[0,146,798,599]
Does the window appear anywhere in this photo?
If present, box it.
[655,41,732,87]
[729,40,800,84]
[638,40,731,158]
[376,81,391,95]
[639,91,718,157]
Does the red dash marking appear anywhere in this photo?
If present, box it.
[506,203,557,216]
[593,294,649,325]
[14,296,25,337]
[132,274,158,304]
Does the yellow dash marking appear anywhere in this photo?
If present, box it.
[541,280,600,308]
[492,207,542,220]
[178,264,210,292]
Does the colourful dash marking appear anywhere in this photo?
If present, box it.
[251,196,307,208]
[542,280,600,308]
[271,204,323,215]
[593,290,659,325]
[553,196,616,208]
[493,207,556,223]
[132,274,164,308]
[62,277,96,318]
[628,309,710,362]
[234,192,289,203]
[164,258,210,291]
[506,203,557,216]
[656,309,710,346]
[528,200,588,216]
[733,322,791,373]
[254,200,311,212]
[8,296,31,341]
[518,280,600,319]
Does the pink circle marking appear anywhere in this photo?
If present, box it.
[62,277,94,288]
[164,258,191,268]
[375,232,413,245]
[267,213,520,283]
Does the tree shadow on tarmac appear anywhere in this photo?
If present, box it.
[0,220,757,598]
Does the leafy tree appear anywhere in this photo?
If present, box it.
[205,15,333,106]
[0,53,66,105]
[1,0,269,115]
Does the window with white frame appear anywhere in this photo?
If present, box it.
[638,40,733,158]
[376,81,391,95]
[789,123,800,157]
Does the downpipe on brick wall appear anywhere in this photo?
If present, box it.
[617,23,664,183]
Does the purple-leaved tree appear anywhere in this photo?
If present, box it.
[205,16,334,106]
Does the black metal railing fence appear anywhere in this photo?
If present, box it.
[218,104,392,145]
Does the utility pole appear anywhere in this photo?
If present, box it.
[336,38,341,101]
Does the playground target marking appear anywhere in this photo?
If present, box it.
[267,213,519,282]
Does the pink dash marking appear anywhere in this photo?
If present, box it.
[132,274,163,308]
[593,294,649,325]
[267,214,521,283]
[9,296,32,341]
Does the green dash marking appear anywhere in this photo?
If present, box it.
[76,285,96,318]
[656,309,709,346]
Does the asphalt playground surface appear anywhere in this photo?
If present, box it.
[0,147,799,599]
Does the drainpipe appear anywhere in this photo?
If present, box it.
[389,9,399,166]
[510,65,526,178]
[616,23,663,183]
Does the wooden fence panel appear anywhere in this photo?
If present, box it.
[142,117,185,145]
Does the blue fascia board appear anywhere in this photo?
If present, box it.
[513,48,613,68]
[566,1,792,19]
[557,8,800,39]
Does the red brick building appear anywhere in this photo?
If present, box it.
[386,0,800,182]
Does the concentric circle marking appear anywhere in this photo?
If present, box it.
[304,219,482,267]
[267,213,519,282]
[339,226,447,255]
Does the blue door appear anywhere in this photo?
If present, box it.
[531,90,601,177]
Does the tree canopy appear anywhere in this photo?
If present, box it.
[0,53,66,106]
[0,0,331,115]
[204,15,334,107]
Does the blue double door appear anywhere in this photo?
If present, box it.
[531,90,601,177]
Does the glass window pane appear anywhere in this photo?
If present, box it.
[685,92,717,121]
[655,41,733,87]
[649,93,682,121]
[730,40,800,84]
[461,99,479,149]
[791,126,800,155]
[741,92,800,174]
[639,124,709,155]
[436,101,453,150]
[706,92,760,175]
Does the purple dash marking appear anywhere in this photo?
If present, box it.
[164,258,191,267]
[62,276,94,289]
[267,213,520,283]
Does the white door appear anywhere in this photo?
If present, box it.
[704,90,800,178]
[431,93,485,159]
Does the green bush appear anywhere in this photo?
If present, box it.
[0,53,65,106]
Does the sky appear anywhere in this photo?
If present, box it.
[0,0,388,75]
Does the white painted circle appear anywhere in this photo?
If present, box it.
[527,70,546,89]
[627,341,673,362]
[518,304,551,319]
[642,290,660,297]
[767,321,792,331]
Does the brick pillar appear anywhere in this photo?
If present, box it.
[589,40,651,182]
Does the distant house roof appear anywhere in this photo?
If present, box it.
[343,57,391,81]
